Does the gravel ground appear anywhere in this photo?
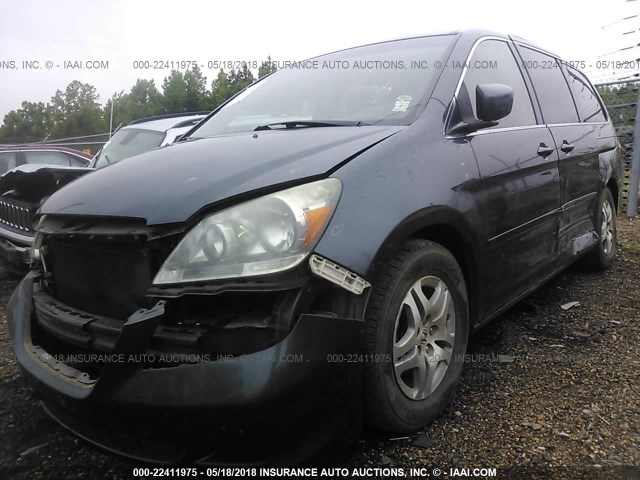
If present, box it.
[0,219,638,479]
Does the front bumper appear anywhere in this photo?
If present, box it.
[7,275,364,464]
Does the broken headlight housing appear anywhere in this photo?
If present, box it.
[153,178,342,284]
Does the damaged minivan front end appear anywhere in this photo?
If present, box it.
[7,32,462,464]
[6,124,404,463]
[9,202,370,464]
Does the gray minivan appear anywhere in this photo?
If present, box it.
[8,30,621,464]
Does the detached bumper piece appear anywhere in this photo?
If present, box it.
[0,235,31,274]
[309,254,371,295]
[8,276,365,465]
[33,288,204,359]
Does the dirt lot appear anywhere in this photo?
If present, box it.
[0,219,638,479]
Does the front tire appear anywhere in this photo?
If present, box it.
[363,240,469,433]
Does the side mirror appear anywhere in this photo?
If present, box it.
[476,84,513,122]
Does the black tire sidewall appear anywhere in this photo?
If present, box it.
[364,241,469,433]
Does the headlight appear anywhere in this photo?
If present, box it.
[153,178,342,284]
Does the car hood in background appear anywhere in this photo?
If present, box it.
[40,126,402,225]
[0,164,94,204]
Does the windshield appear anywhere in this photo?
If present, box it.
[92,128,165,168]
[189,35,454,138]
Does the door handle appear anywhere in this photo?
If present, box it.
[560,141,575,153]
[537,143,554,158]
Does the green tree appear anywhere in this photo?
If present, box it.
[126,79,164,117]
[184,65,208,111]
[105,79,165,129]
[258,56,278,79]
[0,101,49,143]
[161,70,188,113]
[207,69,231,109]
[62,103,106,139]
[228,64,255,97]
[48,81,104,138]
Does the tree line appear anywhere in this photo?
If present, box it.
[0,59,278,145]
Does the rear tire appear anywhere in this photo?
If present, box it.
[583,188,617,270]
[362,239,469,433]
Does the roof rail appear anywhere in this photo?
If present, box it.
[127,111,210,126]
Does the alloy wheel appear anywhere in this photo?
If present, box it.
[392,276,456,400]
[601,199,615,255]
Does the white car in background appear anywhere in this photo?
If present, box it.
[91,112,208,168]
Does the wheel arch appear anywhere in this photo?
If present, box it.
[366,206,484,325]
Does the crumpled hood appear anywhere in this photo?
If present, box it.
[0,164,93,204]
[40,126,402,225]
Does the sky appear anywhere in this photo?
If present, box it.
[0,0,637,122]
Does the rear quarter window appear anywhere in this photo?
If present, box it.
[563,66,607,123]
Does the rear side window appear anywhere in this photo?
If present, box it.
[0,152,18,174]
[563,66,607,123]
[518,47,579,124]
[24,151,72,166]
[463,40,536,129]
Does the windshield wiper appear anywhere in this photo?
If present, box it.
[103,154,112,165]
[254,120,367,131]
